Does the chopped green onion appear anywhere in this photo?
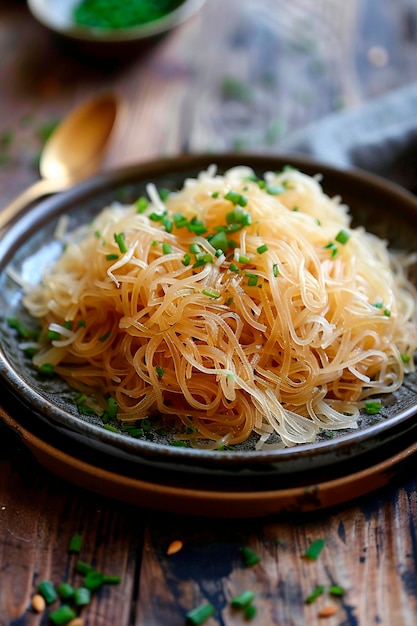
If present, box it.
[211,191,220,198]
[186,602,214,625]
[384,308,391,317]
[162,216,173,233]
[401,354,410,363]
[304,539,325,560]
[75,560,94,575]
[335,229,351,244]
[47,330,61,341]
[238,254,250,264]
[158,187,171,201]
[136,196,148,212]
[365,399,382,415]
[74,586,91,607]
[84,571,104,591]
[372,302,384,308]
[202,288,220,299]
[105,396,118,419]
[240,546,261,567]
[182,253,191,266]
[189,243,201,254]
[257,244,268,254]
[114,232,127,253]
[246,274,258,287]
[99,330,111,342]
[38,363,55,377]
[156,365,164,379]
[63,320,73,330]
[102,574,121,584]
[224,190,248,207]
[273,263,279,277]
[78,404,98,417]
[329,585,345,596]
[78,319,86,328]
[57,582,74,600]
[245,604,257,619]
[266,184,285,195]
[173,212,188,228]
[187,217,207,234]
[103,424,119,433]
[305,585,325,604]
[7,317,36,340]
[208,230,229,252]
[106,253,119,260]
[170,440,189,447]
[49,605,77,625]
[229,263,239,272]
[162,243,172,254]
[37,580,58,604]
[231,590,255,608]
[68,533,83,553]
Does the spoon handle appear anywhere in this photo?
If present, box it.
[0,178,67,232]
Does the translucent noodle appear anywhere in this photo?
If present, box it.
[21,165,417,448]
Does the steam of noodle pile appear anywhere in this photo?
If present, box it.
[21,165,417,449]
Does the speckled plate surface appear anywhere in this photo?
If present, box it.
[1,153,417,489]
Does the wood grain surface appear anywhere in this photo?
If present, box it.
[1,1,417,624]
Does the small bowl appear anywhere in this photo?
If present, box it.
[27,0,206,57]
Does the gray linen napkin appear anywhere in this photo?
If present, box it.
[277,83,417,192]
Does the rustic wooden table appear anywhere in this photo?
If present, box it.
[1,1,417,625]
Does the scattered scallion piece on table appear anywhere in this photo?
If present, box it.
[240,546,261,567]
[49,604,77,625]
[186,602,215,625]
[304,538,325,560]
[305,584,325,604]
[37,580,58,604]
[329,584,345,596]
[231,590,255,608]
[68,533,83,553]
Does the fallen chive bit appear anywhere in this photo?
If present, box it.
[245,604,257,619]
[57,582,74,599]
[186,602,214,625]
[304,538,325,560]
[329,584,345,597]
[74,586,91,607]
[114,232,127,253]
[68,533,83,553]
[37,580,58,604]
[305,584,325,604]
[231,590,255,608]
[365,399,382,415]
[49,605,77,626]
[240,546,261,567]
[75,560,94,575]
[335,229,351,244]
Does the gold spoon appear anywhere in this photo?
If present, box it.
[0,92,118,230]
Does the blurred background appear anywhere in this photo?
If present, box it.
[1,0,416,204]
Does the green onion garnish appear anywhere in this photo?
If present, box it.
[246,273,258,287]
[74,587,91,607]
[99,330,111,342]
[182,253,191,266]
[189,243,201,255]
[266,184,285,195]
[103,424,119,433]
[208,230,229,252]
[335,229,351,244]
[211,191,220,198]
[304,538,325,560]
[37,580,58,604]
[162,243,172,254]
[49,605,77,625]
[75,560,94,575]
[231,590,255,608]
[224,190,248,207]
[57,582,74,599]
[114,232,127,253]
[68,534,83,553]
[257,244,268,254]
[238,254,250,264]
[106,253,119,261]
[156,365,164,379]
[365,399,382,415]
[84,571,104,591]
[329,585,345,596]
[186,602,214,625]
[229,263,239,272]
[136,196,148,213]
[273,263,279,277]
[162,216,173,233]
[38,363,55,377]
[240,546,261,567]
[173,212,188,228]
[202,288,220,299]
[305,585,325,604]
[158,187,171,201]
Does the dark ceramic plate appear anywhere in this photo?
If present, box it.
[1,153,417,484]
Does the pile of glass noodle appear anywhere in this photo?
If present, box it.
[21,165,417,449]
